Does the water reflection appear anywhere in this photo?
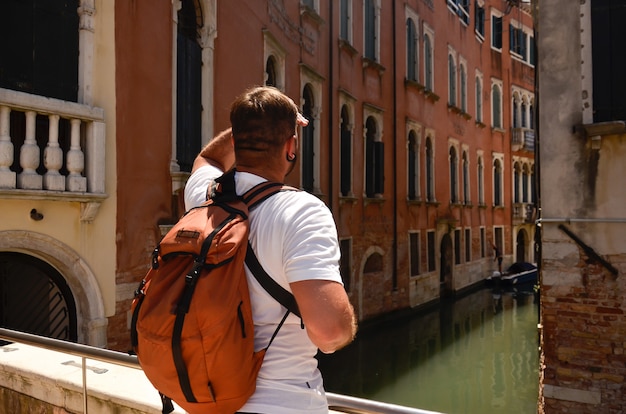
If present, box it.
[318,285,539,414]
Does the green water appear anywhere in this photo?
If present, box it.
[318,286,540,414]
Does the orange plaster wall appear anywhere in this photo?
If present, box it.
[114,1,173,283]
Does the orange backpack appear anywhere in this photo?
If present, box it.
[130,170,300,414]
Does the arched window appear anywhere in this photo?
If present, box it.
[302,85,315,193]
[449,146,458,203]
[265,55,277,87]
[477,156,484,205]
[426,137,434,202]
[492,83,502,129]
[522,164,530,202]
[475,75,483,122]
[513,96,520,128]
[448,54,457,106]
[514,161,521,203]
[493,158,503,206]
[340,105,352,197]
[462,151,470,204]
[460,64,467,112]
[406,18,418,81]
[408,130,419,200]
[424,34,433,91]
[521,100,528,128]
[176,0,203,172]
[365,116,383,197]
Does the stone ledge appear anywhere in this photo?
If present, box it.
[543,384,601,405]
[0,342,185,413]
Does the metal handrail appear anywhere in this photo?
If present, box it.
[0,327,441,414]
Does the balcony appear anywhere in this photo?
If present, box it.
[513,202,536,224]
[0,88,107,221]
[511,127,535,152]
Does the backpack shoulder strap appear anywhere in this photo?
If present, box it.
[242,181,301,318]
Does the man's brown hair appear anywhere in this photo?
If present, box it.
[230,86,298,157]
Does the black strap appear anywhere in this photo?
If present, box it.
[245,243,300,318]
[159,393,175,414]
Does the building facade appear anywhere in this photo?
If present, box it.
[536,0,626,412]
[0,0,534,350]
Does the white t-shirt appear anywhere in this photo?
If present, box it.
[184,166,343,414]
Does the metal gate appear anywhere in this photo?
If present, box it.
[0,252,77,342]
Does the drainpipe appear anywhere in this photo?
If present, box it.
[391,0,398,291]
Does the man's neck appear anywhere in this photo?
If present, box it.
[236,165,285,183]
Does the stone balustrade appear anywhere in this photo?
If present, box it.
[0,88,107,221]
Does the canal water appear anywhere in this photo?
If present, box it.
[318,284,540,414]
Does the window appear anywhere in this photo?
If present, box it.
[514,161,521,203]
[302,0,317,12]
[477,154,485,205]
[409,232,420,276]
[512,94,520,128]
[462,150,470,204]
[364,114,384,197]
[475,73,483,123]
[300,69,322,193]
[480,227,486,258]
[364,0,380,61]
[423,28,434,91]
[406,17,419,82]
[264,31,286,91]
[493,157,503,206]
[447,0,469,25]
[449,146,458,203]
[521,100,528,128]
[265,56,277,87]
[491,13,503,50]
[454,229,461,265]
[465,228,471,262]
[340,0,352,43]
[491,81,502,129]
[339,239,352,292]
[509,24,527,59]
[448,53,457,106]
[176,0,203,172]
[475,2,485,39]
[427,231,436,272]
[0,0,79,102]
[408,129,420,200]
[522,164,530,203]
[340,105,353,197]
[459,62,467,113]
[459,0,470,25]
[425,136,435,202]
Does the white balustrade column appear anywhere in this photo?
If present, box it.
[66,118,87,192]
[17,111,43,190]
[43,114,65,190]
[0,105,16,188]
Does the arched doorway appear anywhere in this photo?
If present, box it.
[440,234,453,297]
[0,252,77,342]
[516,229,528,263]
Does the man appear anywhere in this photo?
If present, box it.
[184,86,357,413]
[491,240,503,274]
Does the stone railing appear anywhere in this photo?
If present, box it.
[0,88,106,221]
[511,127,535,152]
